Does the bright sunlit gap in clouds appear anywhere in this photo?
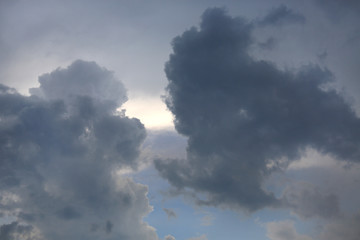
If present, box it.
[122,96,174,130]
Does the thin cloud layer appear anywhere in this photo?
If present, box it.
[315,0,360,19]
[258,4,305,26]
[155,8,360,211]
[163,208,177,219]
[0,60,159,240]
[266,220,312,240]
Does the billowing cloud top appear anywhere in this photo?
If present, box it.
[30,60,127,110]
[155,8,360,211]
[0,60,159,240]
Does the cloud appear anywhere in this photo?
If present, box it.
[258,37,277,50]
[282,182,340,219]
[267,214,360,240]
[266,220,313,240]
[258,5,305,27]
[155,8,360,212]
[163,208,177,219]
[143,130,187,160]
[164,235,176,240]
[0,60,160,240]
[314,0,360,20]
[319,213,360,240]
[30,60,128,107]
[317,51,328,62]
[0,221,43,240]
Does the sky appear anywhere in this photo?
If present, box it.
[0,0,360,240]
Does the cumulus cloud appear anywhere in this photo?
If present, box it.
[0,60,159,239]
[30,60,127,107]
[266,220,313,240]
[155,8,360,212]
[258,5,305,26]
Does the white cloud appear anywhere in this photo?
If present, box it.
[164,235,176,240]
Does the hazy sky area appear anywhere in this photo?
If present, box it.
[0,0,360,240]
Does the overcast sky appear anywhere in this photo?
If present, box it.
[1,0,360,240]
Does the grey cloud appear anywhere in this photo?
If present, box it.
[317,51,328,62]
[142,130,187,160]
[0,222,42,240]
[266,220,313,240]
[282,182,340,219]
[56,206,82,220]
[30,59,127,113]
[315,0,360,20]
[0,60,159,240]
[319,213,360,240]
[268,213,360,240]
[258,5,305,27]
[105,220,113,234]
[163,208,177,219]
[155,8,360,211]
[258,37,277,50]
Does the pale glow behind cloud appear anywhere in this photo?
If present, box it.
[122,96,174,130]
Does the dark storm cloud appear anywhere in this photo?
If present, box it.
[0,61,159,240]
[258,5,305,27]
[155,8,360,211]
